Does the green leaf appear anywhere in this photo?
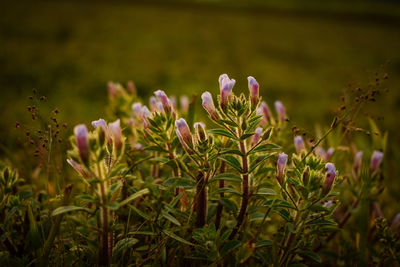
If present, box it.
[118,188,149,208]
[219,198,238,214]
[257,188,277,196]
[162,230,195,246]
[220,240,241,258]
[299,250,322,263]
[219,155,242,173]
[162,212,181,226]
[51,206,92,216]
[220,148,244,157]
[240,133,255,140]
[208,129,237,140]
[248,143,281,155]
[128,231,156,236]
[208,173,242,184]
[164,177,195,188]
[145,145,169,153]
[248,153,275,173]
[128,205,151,220]
[112,238,139,258]
[219,119,238,127]
[255,240,273,248]
[307,219,337,226]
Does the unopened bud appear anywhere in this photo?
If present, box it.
[194,122,207,142]
[251,127,263,146]
[274,101,286,122]
[322,163,336,195]
[201,91,219,121]
[302,166,310,185]
[180,95,189,113]
[247,76,259,107]
[109,119,123,151]
[175,118,193,151]
[67,159,90,178]
[370,150,384,174]
[353,151,363,175]
[276,152,288,184]
[219,74,235,110]
[74,124,89,165]
[294,136,305,154]
[155,90,173,114]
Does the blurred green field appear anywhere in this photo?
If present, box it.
[1,1,399,167]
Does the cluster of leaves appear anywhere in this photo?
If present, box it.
[0,74,397,266]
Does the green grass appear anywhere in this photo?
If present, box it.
[1,1,399,169]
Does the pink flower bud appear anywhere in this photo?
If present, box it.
[74,124,89,164]
[170,96,177,110]
[274,101,286,121]
[219,74,235,110]
[353,151,363,174]
[155,90,172,114]
[257,101,274,125]
[149,96,160,112]
[107,81,117,97]
[294,136,305,154]
[180,95,189,113]
[370,150,384,174]
[109,119,123,151]
[92,118,112,145]
[325,147,335,161]
[194,122,207,142]
[251,127,263,146]
[141,106,151,128]
[276,152,288,184]
[247,76,259,106]
[201,91,218,121]
[127,81,136,94]
[67,159,89,178]
[132,102,143,117]
[322,163,336,195]
[175,118,193,151]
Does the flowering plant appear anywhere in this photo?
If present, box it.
[0,74,396,266]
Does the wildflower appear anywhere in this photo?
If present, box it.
[132,102,143,117]
[109,119,123,151]
[323,200,334,208]
[180,95,189,113]
[274,101,286,121]
[194,122,207,142]
[276,152,288,184]
[67,159,89,178]
[326,147,335,161]
[175,118,193,151]
[149,96,162,112]
[353,151,363,174]
[247,76,259,107]
[107,81,117,97]
[294,135,305,154]
[251,127,263,146]
[127,81,136,94]
[170,96,177,110]
[219,74,235,110]
[92,118,112,145]
[370,150,384,174]
[257,101,274,125]
[141,106,151,128]
[74,124,89,165]
[155,90,173,114]
[201,92,218,121]
[322,163,336,195]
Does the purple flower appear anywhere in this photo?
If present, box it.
[294,136,305,154]
[274,101,286,121]
[251,127,263,146]
[180,95,189,113]
[219,74,235,110]
[141,106,151,128]
[257,101,274,125]
[107,81,117,97]
[132,102,143,117]
[74,124,89,165]
[322,163,336,195]
[92,118,112,145]
[276,152,288,184]
[109,119,123,151]
[149,96,162,112]
[353,151,363,174]
[67,159,89,178]
[194,122,207,142]
[155,90,173,114]
[201,91,219,121]
[175,118,193,151]
[326,147,335,161]
[370,150,384,174]
[127,81,136,94]
[247,76,259,107]
[170,96,177,110]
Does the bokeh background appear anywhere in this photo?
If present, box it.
[0,1,399,200]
